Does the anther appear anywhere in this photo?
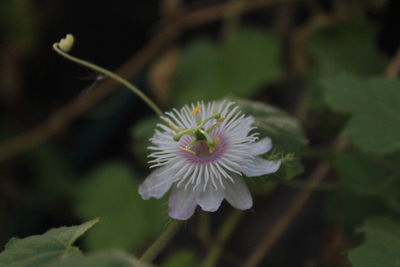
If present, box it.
[168,123,180,133]
[191,104,202,115]
[180,147,196,155]
[209,136,220,153]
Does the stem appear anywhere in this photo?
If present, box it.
[140,220,182,263]
[53,43,163,117]
[202,210,243,267]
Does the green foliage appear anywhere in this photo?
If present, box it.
[171,27,280,105]
[161,250,198,267]
[348,218,400,267]
[333,149,400,227]
[0,219,98,267]
[323,73,400,154]
[335,150,400,197]
[74,162,167,252]
[235,98,307,153]
[51,251,146,267]
[307,18,388,110]
[236,98,306,181]
[309,18,387,77]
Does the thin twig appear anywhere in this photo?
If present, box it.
[0,0,291,163]
[140,220,182,263]
[242,136,349,267]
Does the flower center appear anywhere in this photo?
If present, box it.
[179,134,228,164]
[172,104,225,155]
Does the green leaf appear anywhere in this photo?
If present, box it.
[309,18,387,77]
[74,162,167,252]
[348,218,400,267]
[172,27,280,105]
[323,73,400,154]
[0,219,98,267]
[50,251,148,267]
[307,18,388,111]
[235,98,307,153]
[334,149,400,216]
[335,150,397,196]
[161,250,198,267]
[236,98,307,180]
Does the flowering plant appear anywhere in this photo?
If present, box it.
[139,101,280,220]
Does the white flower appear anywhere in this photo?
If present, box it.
[138,101,281,220]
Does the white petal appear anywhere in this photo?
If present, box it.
[223,175,253,210]
[138,167,175,200]
[168,185,198,220]
[241,157,281,177]
[196,184,224,212]
[249,138,272,155]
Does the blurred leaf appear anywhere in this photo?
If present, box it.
[335,149,400,217]
[348,217,400,267]
[74,162,167,252]
[161,250,198,267]
[335,150,398,196]
[131,116,160,164]
[323,73,400,154]
[51,251,147,267]
[309,18,387,77]
[0,219,98,267]
[307,18,387,110]
[235,98,307,153]
[172,27,280,105]
[236,98,307,181]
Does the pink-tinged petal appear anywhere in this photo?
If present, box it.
[249,138,272,156]
[168,185,198,220]
[241,157,281,177]
[223,175,253,210]
[138,167,175,200]
[196,184,224,212]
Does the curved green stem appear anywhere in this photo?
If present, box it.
[53,43,163,117]
[140,220,182,263]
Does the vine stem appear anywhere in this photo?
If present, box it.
[140,220,182,263]
[242,136,349,267]
[202,210,243,267]
[52,43,163,117]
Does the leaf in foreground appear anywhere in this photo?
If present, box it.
[50,251,148,267]
[0,219,98,267]
[348,217,400,267]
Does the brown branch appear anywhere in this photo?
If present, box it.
[0,0,289,163]
[242,136,349,267]
[384,46,400,79]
